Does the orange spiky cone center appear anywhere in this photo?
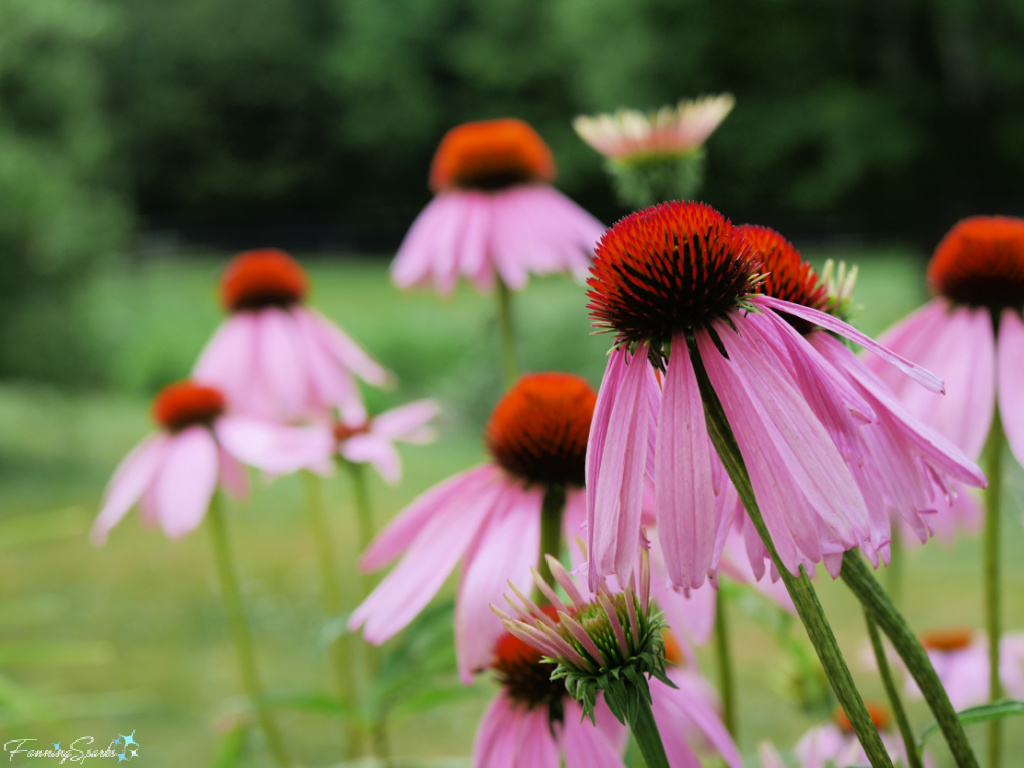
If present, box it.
[220,249,308,312]
[429,119,555,193]
[587,201,760,346]
[920,627,974,653]
[928,216,1024,311]
[153,381,226,432]
[485,373,596,488]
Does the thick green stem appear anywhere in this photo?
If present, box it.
[864,610,922,768]
[535,485,566,592]
[886,526,903,609]
[631,692,672,768]
[841,553,979,768]
[344,460,391,768]
[984,408,1005,768]
[207,493,291,768]
[714,589,737,738]
[302,471,362,758]
[690,342,893,768]
[496,279,519,388]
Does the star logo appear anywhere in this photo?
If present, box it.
[121,731,138,749]
[130,749,139,758]
[53,744,60,752]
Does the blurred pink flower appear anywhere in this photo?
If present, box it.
[350,373,596,681]
[865,216,1024,471]
[330,399,440,484]
[796,705,934,768]
[905,628,1024,711]
[391,118,605,295]
[585,202,951,592]
[92,381,325,543]
[573,94,735,162]
[194,249,388,424]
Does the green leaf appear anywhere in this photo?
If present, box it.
[918,700,1024,748]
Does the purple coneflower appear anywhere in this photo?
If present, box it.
[796,705,933,768]
[391,119,605,295]
[350,373,595,681]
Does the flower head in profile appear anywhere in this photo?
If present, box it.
[350,373,596,681]
[903,627,1024,711]
[585,201,951,592]
[474,606,629,768]
[193,249,388,424]
[391,118,605,295]
[92,380,325,543]
[574,95,734,206]
[865,216,1024,469]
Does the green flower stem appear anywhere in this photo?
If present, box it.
[344,460,392,768]
[840,553,979,768]
[886,526,903,609]
[631,691,672,768]
[690,342,893,768]
[714,589,737,738]
[984,408,1005,768]
[302,471,362,758]
[207,492,292,768]
[496,278,519,388]
[864,610,922,768]
[535,485,566,593]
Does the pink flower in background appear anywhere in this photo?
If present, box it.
[391,119,605,295]
[92,381,324,543]
[474,607,628,768]
[865,216,1024,467]
[585,202,947,592]
[796,705,933,768]
[331,399,440,484]
[350,373,596,681]
[904,628,1024,711]
[194,249,388,424]
[573,94,735,162]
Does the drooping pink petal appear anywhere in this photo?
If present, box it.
[306,307,389,387]
[557,700,628,768]
[290,307,364,421]
[391,193,461,293]
[152,426,220,539]
[473,693,519,768]
[862,298,952,394]
[256,307,309,419]
[658,670,744,768]
[359,465,500,571]
[456,483,542,682]
[372,399,440,441]
[589,345,652,589]
[342,435,403,484]
[655,333,718,590]
[998,309,1024,467]
[455,191,497,293]
[751,295,945,393]
[514,706,560,768]
[192,313,258,401]
[217,446,250,500]
[215,416,334,476]
[91,434,168,544]
[350,470,511,643]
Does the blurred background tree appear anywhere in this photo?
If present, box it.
[0,0,130,385]
[3,0,1024,387]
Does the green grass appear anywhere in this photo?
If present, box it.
[2,251,1023,766]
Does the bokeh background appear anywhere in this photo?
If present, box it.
[3,0,1024,765]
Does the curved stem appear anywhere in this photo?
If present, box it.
[302,471,362,758]
[690,342,893,768]
[984,408,1005,768]
[207,492,291,768]
[886,526,903,609]
[496,278,519,388]
[864,610,922,768]
[631,691,671,768]
[841,553,978,768]
[535,485,566,592]
[714,589,737,738]
[344,460,392,768]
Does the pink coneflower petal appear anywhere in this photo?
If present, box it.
[456,484,542,682]
[350,470,508,643]
[214,416,333,476]
[307,308,389,387]
[341,435,402,483]
[257,308,308,419]
[372,399,440,441]
[997,309,1024,466]
[516,707,561,768]
[473,693,518,768]
[359,465,499,571]
[391,194,455,293]
[456,192,496,293]
[91,434,168,544]
[153,426,220,539]
[217,446,250,499]
[193,313,257,400]
[557,702,628,768]
[589,345,652,589]
[758,742,788,768]
[751,295,945,393]
[656,332,717,590]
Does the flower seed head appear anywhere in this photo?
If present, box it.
[220,249,308,312]
[153,381,226,432]
[928,216,1024,312]
[430,119,555,193]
